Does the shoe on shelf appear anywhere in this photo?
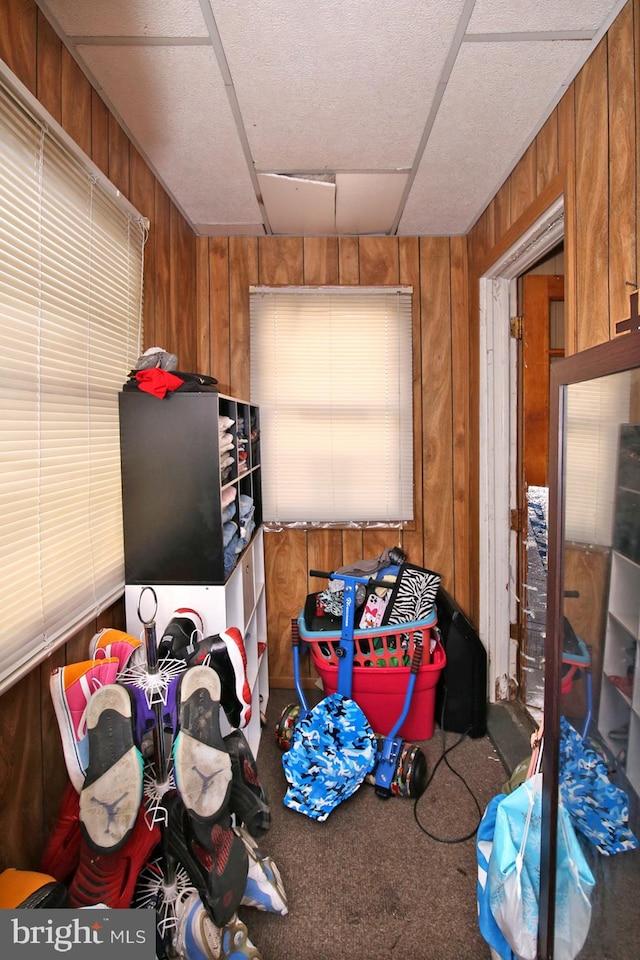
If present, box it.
[79,683,144,852]
[40,779,83,883]
[190,630,252,730]
[236,825,288,916]
[89,628,145,674]
[50,657,120,793]
[223,730,270,838]
[173,666,232,830]
[69,805,160,909]
[158,608,205,662]
[219,629,252,730]
[165,793,248,929]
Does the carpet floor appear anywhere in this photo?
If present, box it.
[237,688,510,960]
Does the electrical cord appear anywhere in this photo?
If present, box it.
[412,689,483,844]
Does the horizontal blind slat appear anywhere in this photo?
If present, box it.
[0,73,145,694]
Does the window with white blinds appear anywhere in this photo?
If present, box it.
[0,73,145,693]
[250,286,414,523]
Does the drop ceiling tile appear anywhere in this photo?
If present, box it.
[468,0,624,34]
[211,0,469,170]
[398,39,590,235]
[335,172,409,235]
[39,0,208,37]
[259,174,335,235]
[77,44,260,227]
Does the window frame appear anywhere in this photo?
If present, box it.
[249,284,414,527]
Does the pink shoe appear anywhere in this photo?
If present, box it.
[50,657,119,792]
[89,628,145,674]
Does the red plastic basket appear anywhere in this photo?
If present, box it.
[298,612,445,740]
[298,614,436,669]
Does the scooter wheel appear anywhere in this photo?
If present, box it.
[275,703,301,752]
[392,742,427,799]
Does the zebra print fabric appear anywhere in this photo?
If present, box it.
[382,563,441,625]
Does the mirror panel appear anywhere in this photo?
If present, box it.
[542,335,640,957]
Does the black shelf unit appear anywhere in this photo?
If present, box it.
[119,390,262,586]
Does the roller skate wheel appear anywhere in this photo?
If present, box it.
[393,742,427,799]
[275,703,301,752]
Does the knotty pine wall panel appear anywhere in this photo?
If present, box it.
[90,89,110,178]
[510,141,538,224]
[61,48,91,157]
[303,236,339,283]
[575,40,610,350]
[229,237,258,398]
[535,113,559,194]
[169,204,197,372]
[450,235,473,602]
[151,181,173,353]
[129,145,157,337]
[420,237,455,589]
[399,235,426,569]
[108,112,131,199]
[608,2,637,334]
[36,11,61,122]
[0,0,36,94]
[0,0,199,871]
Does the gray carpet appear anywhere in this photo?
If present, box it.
[238,688,511,960]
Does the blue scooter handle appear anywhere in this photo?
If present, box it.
[309,569,393,591]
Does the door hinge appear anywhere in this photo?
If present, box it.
[510,315,523,339]
[510,508,522,532]
[510,621,522,642]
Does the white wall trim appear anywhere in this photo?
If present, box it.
[479,196,564,701]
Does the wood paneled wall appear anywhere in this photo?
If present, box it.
[0,0,197,871]
[467,0,640,615]
[193,235,471,687]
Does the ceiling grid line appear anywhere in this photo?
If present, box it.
[34,0,629,237]
[390,0,478,235]
[197,0,272,234]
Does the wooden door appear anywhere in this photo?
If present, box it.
[517,274,564,706]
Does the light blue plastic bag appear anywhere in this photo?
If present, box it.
[488,773,595,960]
[476,793,516,960]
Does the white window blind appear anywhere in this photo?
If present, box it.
[0,73,145,693]
[564,371,630,545]
[250,286,413,523]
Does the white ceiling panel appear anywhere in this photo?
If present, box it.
[211,0,469,170]
[468,0,623,34]
[259,175,336,235]
[76,44,261,227]
[35,0,627,236]
[335,172,410,235]
[40,0,208,37]
[398,39,590,235]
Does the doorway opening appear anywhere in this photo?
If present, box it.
[515,244,565,719]
[478,193,564,710]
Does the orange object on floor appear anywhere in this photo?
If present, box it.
[0,867,59,908]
